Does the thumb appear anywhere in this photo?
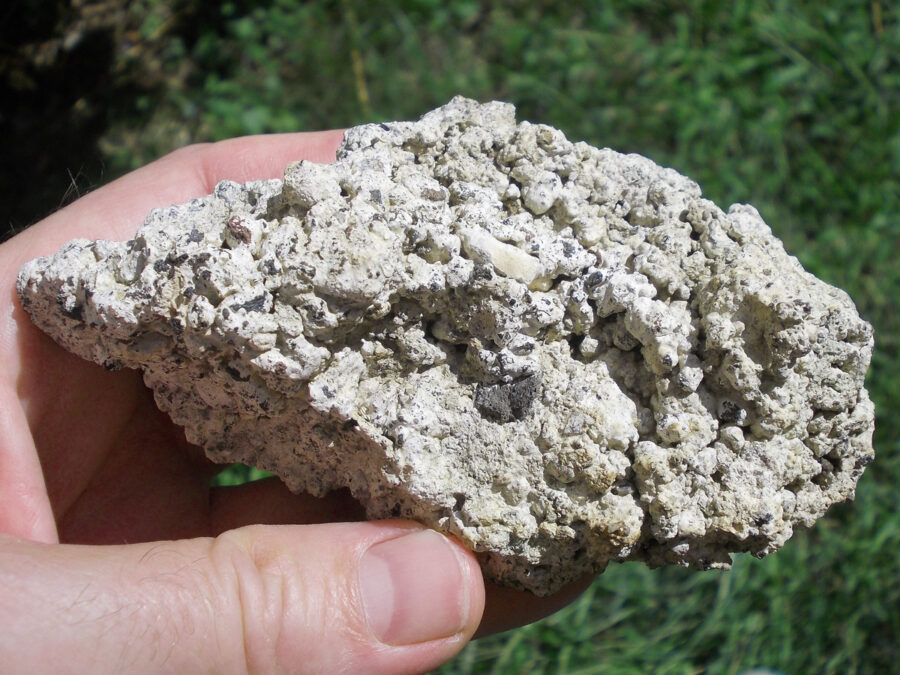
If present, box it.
[0,521,485,674]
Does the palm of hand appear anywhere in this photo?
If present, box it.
[0,132,353,545]
[14,324,208,542]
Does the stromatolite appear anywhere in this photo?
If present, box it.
[17,97,875,595]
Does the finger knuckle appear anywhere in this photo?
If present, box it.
[211,528,294,674]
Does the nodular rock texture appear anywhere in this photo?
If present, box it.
[18,97,875,595]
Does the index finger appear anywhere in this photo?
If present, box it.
[6,130,346,267]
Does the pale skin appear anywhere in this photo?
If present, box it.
[0,132,589,674]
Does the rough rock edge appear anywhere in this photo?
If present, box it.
[17,97,875,595]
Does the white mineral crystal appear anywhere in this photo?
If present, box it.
[17,97,875,595]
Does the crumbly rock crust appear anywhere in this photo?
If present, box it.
[18,97,875,595]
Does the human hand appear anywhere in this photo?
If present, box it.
[0,133,589,673]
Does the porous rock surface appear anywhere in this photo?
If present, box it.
[18,97,875,595]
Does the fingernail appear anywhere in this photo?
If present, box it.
[359,529,470,645]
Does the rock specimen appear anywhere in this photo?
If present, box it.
[18,97,875,595]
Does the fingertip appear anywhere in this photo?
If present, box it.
[187,129,348,188]
[476,573,595,638]
[359,528,485,647]
[453,536,487,640]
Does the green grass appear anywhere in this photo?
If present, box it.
[101,1,898,672]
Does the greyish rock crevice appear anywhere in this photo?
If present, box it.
[18,97,875,595]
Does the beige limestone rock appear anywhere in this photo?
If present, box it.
[17,97,875,595]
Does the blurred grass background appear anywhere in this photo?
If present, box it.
[3,0,898,672]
